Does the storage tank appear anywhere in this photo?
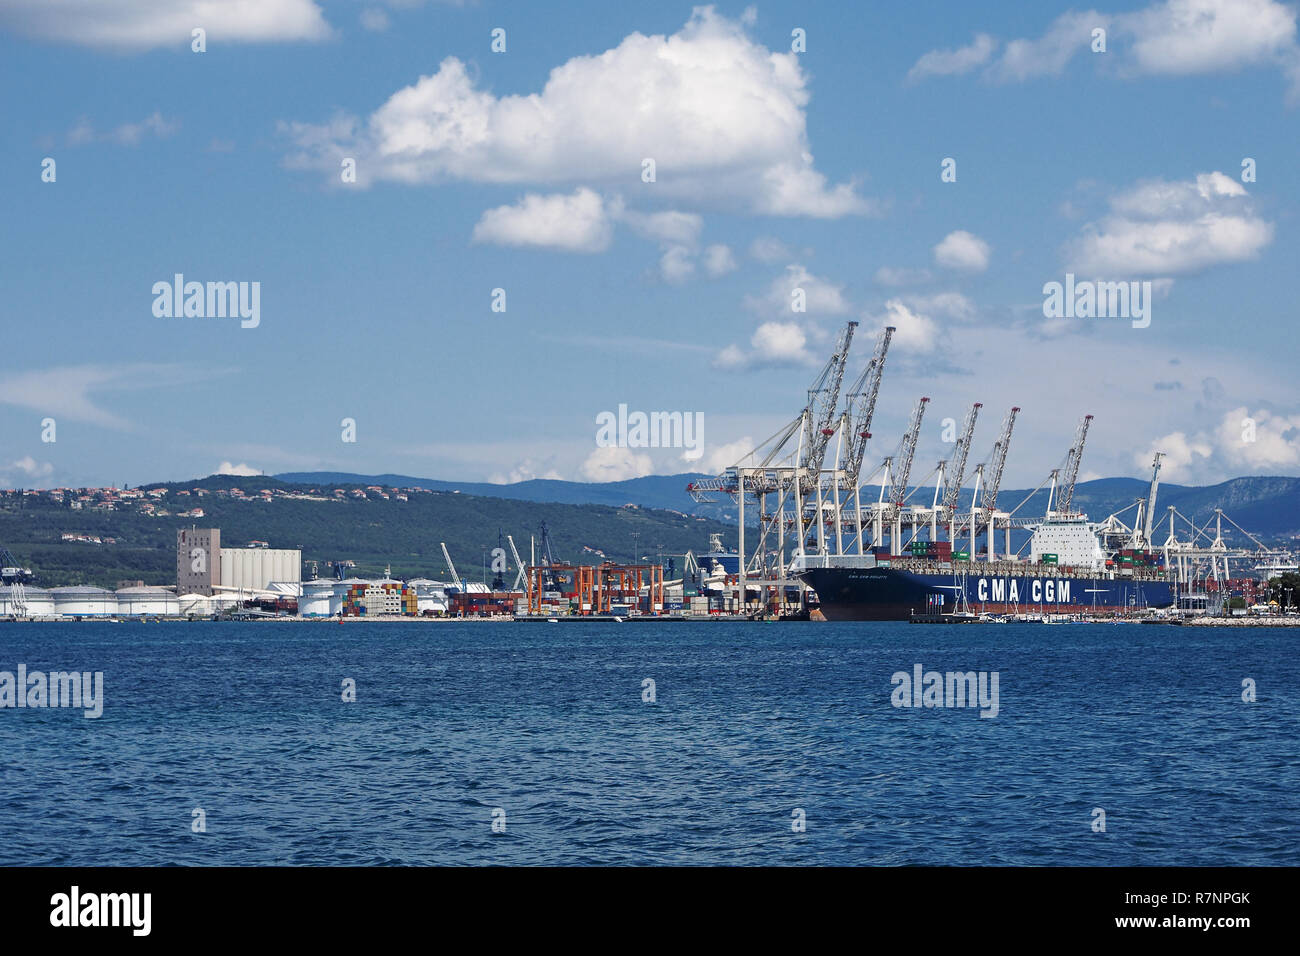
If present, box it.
[50,586,119,617]
[0,585,57,618]
[178,593,214,617]
[408,578,450,615]
[299,580,335,617]
[115,586,181,617]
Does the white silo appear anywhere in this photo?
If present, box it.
[0,585,57,618]
[50,586,119,618]
[115,586,181,617]
[299,580,334,617]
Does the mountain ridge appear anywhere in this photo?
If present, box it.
[275,471,1300,542]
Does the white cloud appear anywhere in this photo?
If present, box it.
[67,111,178,147]
[2,457,54,481]
[703,244,737,277]
[1122,0,1297,76]
[579,445,654,482]
[874,265,933,287]
[471,188,614,253]
[283,8,872,216]
[989,10,1106,81]
[0,0,332,50]
[907,33,997,81]
[619,209,703,245]
[1214,406,1300,470]
[868,299,940,353]
[0,364,198,429]
[1135,406,1300,481]
[920,1,1300,100]
[749,237,792,263]
[659,245,696,284]
[687,436,755,473]
[1065,171,1273,276]
[744,264,852,316]
[359,8,389,32]
[934,230,991,272]
[716,321,818,369]
[488,458,564,484]
[216,461,261,476]
[901,291,976,322]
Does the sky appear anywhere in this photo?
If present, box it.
[1,0,1297,492]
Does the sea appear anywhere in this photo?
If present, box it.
[0,620,1295,866]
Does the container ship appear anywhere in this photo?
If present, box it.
[796,515,1175,621]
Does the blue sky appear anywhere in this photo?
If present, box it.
[1,0,1297,491]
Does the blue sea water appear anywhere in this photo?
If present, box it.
[0,621,1295,866]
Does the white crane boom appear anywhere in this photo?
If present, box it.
[506,535,527,590]
[942,402,982,512]
[889,396,930,506]
[439,542,461,589]
[801,320,858,476]
[1143,452,1163,546]
[981,406,1019,515]
[842,325,894,485]
[1057,414,1094,516]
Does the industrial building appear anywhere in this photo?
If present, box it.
[220,547,302,593]
[176,528,301,597]
[177,527,220,595]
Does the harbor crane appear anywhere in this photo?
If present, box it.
[888,396,930,508]
[506,535,528,591]
[800,320,858,480]
[879,396,930,549]
[827,325,894,553]
[962,406,1019,559]
[981,407,1019,521]
[1053,413,1093,517]
[439,542,463,591]
[687,320,860,596]
[687,320,859,505]
[1142,452,1163,547]
[841,326,894,487]
[941,402,982,521]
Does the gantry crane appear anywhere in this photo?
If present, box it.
[827,325,894,553]
[1142,452,1163,547]
[841,326,893,486]
[1053,413,1094,517]
[888,396,930,508]
[687,320,860,591]
[879,396,930,550]
[962,406,1019,559]
[941,402,982,519]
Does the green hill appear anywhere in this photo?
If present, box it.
[0,477,731,589]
